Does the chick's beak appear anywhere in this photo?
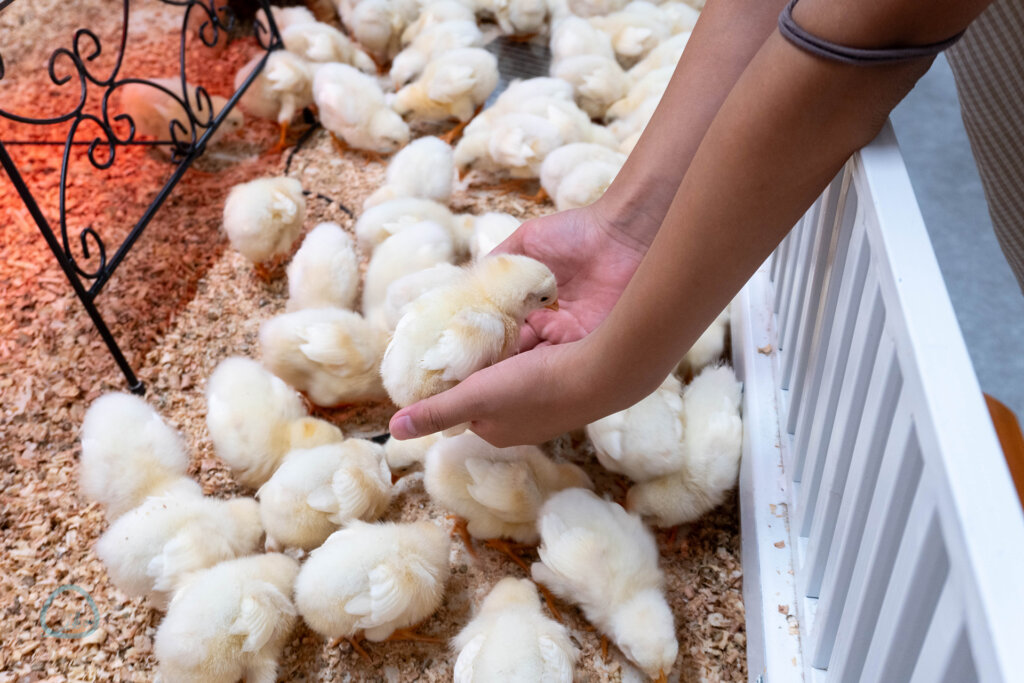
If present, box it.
[655,672,668,683]
[545,299,560,311]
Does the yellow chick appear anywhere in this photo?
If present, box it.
[313,63,410,154]
[362,221,457,314]
[585,373,686,483]
[552,54,630,119]
[367,262,464,332]
[467,212,520,260]
[452,578,577,682]
[259,308,389,406]
[550,15,615,63]
[364,136,456,209]
[294,520,451,642]
[234,50,314,147]
[79,392,200,521]
[257,439,392,552]
[95,492,262,609]
[206,357,345,488]
[384,432,443,473]
[380,254,558,407]
[540,142,625,204]
[676,305,730,378]
[354,196,461,253]
[286,222,361,312]
[626,364,742,527]
[154,553,300,683]
[392,48,499,126]
[400,1,477,46]
[424,431,593,543]
[391,19,484,89]
[115,77,243,149]
[222,176,306,268]
[282,21,377,73]
[532,488,678,681]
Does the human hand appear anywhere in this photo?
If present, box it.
[495,202,650,350]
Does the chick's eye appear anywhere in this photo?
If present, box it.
[540,296,549,302]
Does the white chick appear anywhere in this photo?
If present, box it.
[605,65,673,121]
[585,373,685,483]
[282,21,377,72]
[607,94,659,142]
[531,488,678,680]
[115,77,244,149]
[566,0,628,17]
[354,196,461,253]
[234,51,314,147]
[259,308,389,406]
[257,439,392,551]
[79,392,199,521]
[626,364,742,526]
[287,222,360,312]
[393,48,499,126]
[362,221,456,314]
[313,63,410,154]
[154,553,299,683]
[95,493,262,609]
[368,262,464,332]
[618,129,641,154]
[550,15,616,63]
[391,19,484,88]
[294,520,451,642]
[660,0,700,33]
[222,176,306,268]
[675,306,729,378]
[555,160,621,210]
[381,254,558,407]
[256,5,317,35]
[478,0,549,36]
[467,212,520,260]
[364,136,455,209]
[338,0,410,64]
[539,142,625,200]
[384,433,443,472]
[627,30,690,82]
[452,578,577,682]
[424,431,593,543]
[486,112,565,179]
[401,0,477,45]
[206,357,345,488]
[552,54,630,118]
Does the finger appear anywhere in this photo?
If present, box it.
[517,322,543,351]
[389,382,480,439]
[490,222,527,256]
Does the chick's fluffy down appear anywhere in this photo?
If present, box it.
[287,222,360,312]
[154,554,299,683]
[294,520,450,641]
[222,177,306,264]
[453,578,577,682]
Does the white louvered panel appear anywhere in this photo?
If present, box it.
[774,226,798,312]
[906,580,975,683]
[778,207,817,352]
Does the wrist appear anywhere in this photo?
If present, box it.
[590,188,664,254]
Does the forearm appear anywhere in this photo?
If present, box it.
[597,0,788,249]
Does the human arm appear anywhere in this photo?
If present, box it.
[390,0,993,445]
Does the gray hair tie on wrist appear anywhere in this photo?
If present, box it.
[778,0,966,66]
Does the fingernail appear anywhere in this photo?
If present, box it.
[392,414,418,440]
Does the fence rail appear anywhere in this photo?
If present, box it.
[736,122,1024,683]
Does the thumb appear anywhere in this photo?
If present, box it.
[388,383,477,440]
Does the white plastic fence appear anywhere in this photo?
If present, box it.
[733,122,1024,683]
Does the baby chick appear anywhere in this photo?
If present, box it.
[586,373,686,483]
[362,221,457,314]
[590,1,670,65]
[235,51,314,150]
[154,553,300,683]
[313,63,410,154]
[364,136,456,209]
[627,364,742,526]
[425,431,593,543]
[551,54,630,119]
[222,176,306,273]
[660,0,700,34]
[550,15,615,63]
[675,306,730,379]
[259,308,389,406]
[286,222,361,312]
[337,0,415,65]
[282,21,377,73]
[478,0,550,37]
[206,357,345,488]
[354,196,462,254]
[566,0,628,17]
[554,160,621,210]
[381,254,558,407]
[605,65,673,121]
[390,19,484,89]
[384,432,443,473]
[294,520,451,643]
[368,262,464,332]
[540,143,625,206]
[392,48,499,139]
[532,488,678,681]
[467,212,520,260]
[452,578,577,682]
[627,30,690,82]
[116,77,243,149]
[257,439,392,551]
[79,392,199,521]
[95,492,262,609]
[256,5,317,35]
[400,1,477,46]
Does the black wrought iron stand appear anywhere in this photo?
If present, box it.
[0,0,282,394]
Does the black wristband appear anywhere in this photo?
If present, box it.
[778,0,966,66]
